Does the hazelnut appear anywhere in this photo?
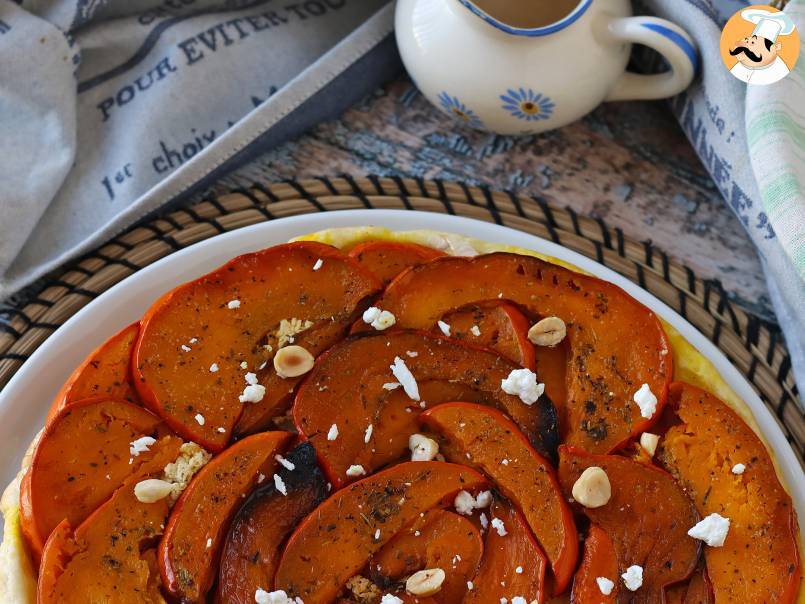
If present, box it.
[571,466,611,508]
[273,345,315,378]
[405,568,445,596]
[527,316,567,347]
[640,432,660,457]
[134,478,175,503]
[409,434,439,461]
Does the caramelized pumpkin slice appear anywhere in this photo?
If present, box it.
[465,498,548,604]
[571,525,618,603]
[274,461,487,603]
[349,240,445,285]
[437,300,535,369]
[134,242,380,451]
[46,323,141,421]
[370,509,483,602]
[558,446,699,602]
[665,562,713,604]
[20,398,168,560]
[38,436,184,603]
[293,331,559,488]
[217,441,327,603]
[372,253,673,453]
[420,402,577,593]
[159,431,292,602]
[657,382,801,603]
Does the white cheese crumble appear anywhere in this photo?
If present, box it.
[217,427,226,433]
[731,463,746,475]
[511,597,527,604]
[254,588,302,604]
[466,581,473,590]
[206,538,212,549]
[209,363,219,373]
[227,299,241,309]
[275,455,295,471]
[688,513,730,547]
[364,424,374,444]
[274,473,287,496]
[130,436,156,457]
[257,473,266,484]
[181,344,191,352]
[633,383,658,419]
[596,576,615,595]
[390,356,420,401]
[515,566,523,574]
[501,368,545,405]
[491,517,507,536]
[479,513,489,530]
[380,595,403,604]
[239,371,266,403]
[622,565,643,591]
[454,490,476,515]
[362,307,397,331]
[474,490,493,508]
[313,258,323,271]
[346,464,366,477]
[194,413,205,426]
[327,424,339,441]
[437,320,451,336]
[374,528,381,540]
[470,324,481,337]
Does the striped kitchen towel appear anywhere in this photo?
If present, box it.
[746,0,805,282]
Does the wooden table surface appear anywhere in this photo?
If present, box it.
[208,77,774,322]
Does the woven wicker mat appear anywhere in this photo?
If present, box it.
[0,176,801,464]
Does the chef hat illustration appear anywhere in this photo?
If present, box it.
[741,8,796,42]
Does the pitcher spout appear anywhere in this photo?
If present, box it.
[456,0,594,37]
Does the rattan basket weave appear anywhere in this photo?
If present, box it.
[0,176,801,464]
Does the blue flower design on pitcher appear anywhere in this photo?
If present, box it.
[437,92,484,128]
[500,88,555,121]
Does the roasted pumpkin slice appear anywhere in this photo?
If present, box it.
[372,253,672,453]
[420,402,577,593]
[274,461,487,603]
[436,300,535,369]
[665,562,713,604]
[38,436,184,603]
[558,446,699,602]
[348,240,446,285]
[369,509,483,602]
[571,524,618,603]
[159,431,292,602]
[657,382,801,603]
[465,497,548,604]
[134,242,380,451]
[217,441,327,603]
[46,322,141,421]
[20,398,168,560]
[293,330,559,487]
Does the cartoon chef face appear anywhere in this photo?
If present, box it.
[730,34,781,69]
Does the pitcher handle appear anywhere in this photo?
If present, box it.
[604,16,698,102]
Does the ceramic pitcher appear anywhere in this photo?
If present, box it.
[395,0,697,135]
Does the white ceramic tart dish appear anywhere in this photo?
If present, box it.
[0,210,802,603]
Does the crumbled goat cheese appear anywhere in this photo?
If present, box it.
[470,325,481,337]
[688,513,730,547]
[257,473,266,484]
[633,383,658,419]
[364,424,374,444]
[327,424,339,441]
[239,371,266,403]
[227,299,240,309]
[276,318,313,348]
[346,464,366,477]
[406,350,418,357]
[466,581,474,590]
[313,258,323,271]
[454,490,476,515]
[209,363,219,373]
[206,538,212,548]
[515,566,523,574]
[130,436,156,457]
[374,528,381,540]
[189,338,198,344]
[274,474,287,496]
[275,455,295,471]
[437,320,451,336]
[380,595,403,604]
[596,577,615,595]
[245,372,258,385]
[181,344,191,352]
[511,597,527,604]
[474,490,493,508]
[254,588,301,604]
[622,565,643,591]
[362,307,397,331]
[731,463,746,475]
[390,356,420,401]
[217,427,226,433]
[491,517,507,536]
[479,513,489,530]
[501,368,545,405]
[194,413,205,426]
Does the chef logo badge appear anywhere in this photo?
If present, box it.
[720,4,799,85]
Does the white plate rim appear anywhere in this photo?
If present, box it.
[1,209,802,537]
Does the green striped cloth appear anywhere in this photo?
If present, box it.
[746,0,805,280]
